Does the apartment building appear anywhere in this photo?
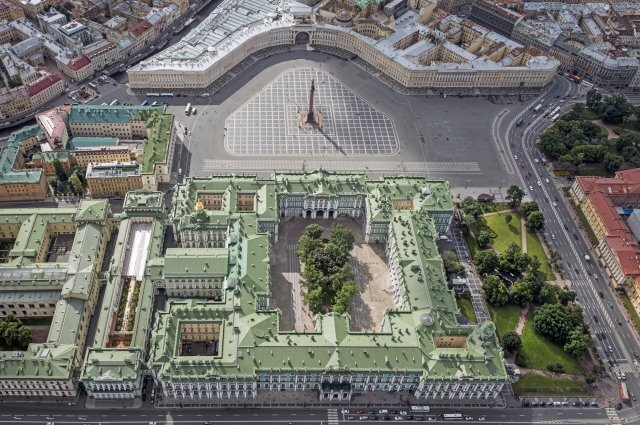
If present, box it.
[469,0,523,37]
[35,105,70,149]
[26,69,65,107]
[56,55,93,82]
[86,161,143,197]
[570,169,640,315]
[0,125,47,201]
[0,0,24,21]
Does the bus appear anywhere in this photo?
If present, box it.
[580,80,594,91]
[140,100,148,106]
[550,113,561,122]
[185,103,191,115]
[532,104,543,113]
[147,93,161,97]
[160,93,174,97]
[410,406,430,413]
[88,82,97,90]
[442,413,463,421]
[109,99,119,106]
[515,117,524,127]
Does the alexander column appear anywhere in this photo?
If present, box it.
[298,79,323,129]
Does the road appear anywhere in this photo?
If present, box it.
[500,73,640,420]
[0,404,613,424]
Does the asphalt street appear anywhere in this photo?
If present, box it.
[501,74,640,422]
[0,404,612,424]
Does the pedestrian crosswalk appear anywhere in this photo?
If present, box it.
[327,408,339,425]
[613,363,635,374]
[605,407,622,424]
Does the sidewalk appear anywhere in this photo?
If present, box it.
[85,397,142,409]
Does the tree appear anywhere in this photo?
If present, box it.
[533,303,583,345]
[603,152,624,174]
[509,279,534,306]
[506,185,524,208]
[558,289,577,306]
[329,224,355,256]
[297,224,324,262]
[501,331,522,353]
[69,173,83,195]
[564,329,591,357]
[525,211,545,232]
[304,286,326,315]
[332,282,357,314]
[600,93,633,125]
[442,251,465,277]
[474,250,499,275]
[52,159,67,182]
[482,275,509,306]
[547,362,565,373]
[586,89,603,112]
[476,229,495,249]
[520,201,539,217]
[15,326,31,349]
[499,243,530,275]
[462,197,482,219]
[504,214,513,225]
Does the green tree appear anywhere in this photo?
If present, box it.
[296,224,324,262]
[506,185,524,208]
[586,89,603,112]
[547,362,565,373]
[525,211,545,231]
[2,321,21,347]
[563,329,591,357]
[476,229,495,249]
[332,282,357,314]
[52,159,67,182]
[504,214,513,225]
[329,224,355,256]
[462,197,482,219]
[509,279,534,306]
[482,275,509,306]
[600,93,633,125]
[520,201,539,217]
[499,243,530,275]
[474,249,499,275]
[603,152,624,174]
[442,251,466,277]
[558,289,577,306]
[304,286,326,315]
[69,173,83,194]
[15,325,31,349]
[533,303,583,345]
[501,331,522,353]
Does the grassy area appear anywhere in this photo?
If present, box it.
[480,202,511,214]
[456,296,477,324]
[526,230,553,279]
[20,317,52,326]
[562,187,598,246]
[488,304,521,339]
[619,292,640,333]
[518,308,583,375]
[512,375,591,397]
[484,212,521,253]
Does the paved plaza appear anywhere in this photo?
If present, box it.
[225,68,398,156]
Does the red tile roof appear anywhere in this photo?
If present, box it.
[604,235,640,276]
[129,20,151,38]
[27,73,62,96]
[68,56,91,71]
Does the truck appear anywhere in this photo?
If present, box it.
[620,382,629,402]
[515,117,524,127]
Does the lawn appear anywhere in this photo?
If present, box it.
[526,230,553,279]
[562,187,598,246]
[488,304,521,339]
[512,375,591,397]
[484,212,521,253]
[518,308,583,376]
[619,292,640,333]
[456,297,477,323]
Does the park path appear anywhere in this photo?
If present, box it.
[520,217,528,254]
[515,306,529,335]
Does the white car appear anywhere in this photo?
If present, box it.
[534,158,539,163]
[514,155,518,160]
[529,186,533,191]
[545,178,550,183]
[552,202,557,207]
[537,181,542,186]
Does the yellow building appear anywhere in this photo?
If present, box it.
[85,161,143,198]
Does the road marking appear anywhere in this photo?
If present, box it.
[328,408,339,425]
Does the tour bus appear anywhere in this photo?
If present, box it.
[140,100,148,106]
[442,412,463,421]
[147,93,161,97]
[109,99,119,106]
[550,113,561,122]
[88,82,97,90]
[185,103,191,115]
[410,406,430,413]
[532,104,543,113]
[160,93,174,97]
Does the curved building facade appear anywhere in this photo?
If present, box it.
[128,0,559,92]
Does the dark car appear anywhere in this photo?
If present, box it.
[593,315,599,323]
[599,291,604,298]
[616,403,623,410]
